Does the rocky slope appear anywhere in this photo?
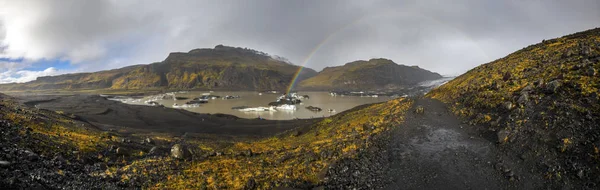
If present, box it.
[0,91,413,189]
[428,27,600,188]
[0,45,317,91]
[298,58,442,91]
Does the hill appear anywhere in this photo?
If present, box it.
[0,45,317,91]
[428,28,600,187]
[298,58,442,91]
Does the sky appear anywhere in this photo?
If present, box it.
[0,0,598,83]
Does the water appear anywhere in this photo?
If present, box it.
[119,91,393,120]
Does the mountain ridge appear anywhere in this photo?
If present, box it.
[0,45,318,91]
[298,58,442,91]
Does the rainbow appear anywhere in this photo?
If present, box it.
[285,10,489,94]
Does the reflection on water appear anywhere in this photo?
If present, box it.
[120,91,392,120]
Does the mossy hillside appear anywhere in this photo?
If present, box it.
[428,28,600,185]
[0,94,113,157]
[137,98,412,189]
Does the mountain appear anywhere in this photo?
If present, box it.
[0,45,317,91]
[298,58,442,91]
[428,28,600,186]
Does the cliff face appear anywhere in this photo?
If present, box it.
[0,45,317,91]
[298,58,442,91]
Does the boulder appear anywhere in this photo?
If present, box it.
[170,144,187,159]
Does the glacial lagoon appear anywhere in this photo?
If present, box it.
[113,91,394,120]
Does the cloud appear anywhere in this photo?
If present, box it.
[0,0,598,83]
[0,66,60,83]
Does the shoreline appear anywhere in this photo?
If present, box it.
[15,94,322,138]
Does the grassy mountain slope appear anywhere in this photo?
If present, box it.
[0,45,317,91]
[428,28,600,186]
[298,58,442,91]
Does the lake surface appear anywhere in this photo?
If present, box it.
[118,91,393,120]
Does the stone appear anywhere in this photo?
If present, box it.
[244,178,256,190]
[490,81,502,90]
[497,130,510,143]
[171,144,187,159]
[0,160,10,167]
[545,80,562,94]
[414,106,425,114]
[517,93,529,105]
[24,150,39,161]
[148,146,159,155]
[245,149,253,157]
[503,102,514,110]
[116,147,129,156]
[586,68,597,76]
[502,72,512,81]
[521,85,534,94]
[52,155,66,164]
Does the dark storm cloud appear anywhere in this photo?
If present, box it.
[0,0,598,83]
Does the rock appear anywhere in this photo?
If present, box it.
[24,150,39,161]
[497,130,510,143]
[245,149,253,157]
[148,146,159,155]
[306,106,322,112]
[534,79,544,88]
[586,68,597,76]
[502,72,512,81]
[244,178,256,190]
[415,106,425,114]
[0,160,10,167]
[503,102,514,110]
[505,170,514,177]
[545,80,562,94]
[52,155,66,165]
[293,131,302,137]
[116,147,129,156]
[171,144,187,159]
[577,170,585,178]
[517,93,529,105]
[521,85,534,93]
[490,81,502,90]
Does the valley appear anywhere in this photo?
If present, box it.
[0,25,599,189]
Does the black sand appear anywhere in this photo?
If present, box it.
[17,94,320,138]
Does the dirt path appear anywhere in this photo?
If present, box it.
[382,98,541,189]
